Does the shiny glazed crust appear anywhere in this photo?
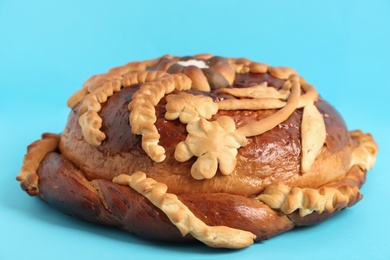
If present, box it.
[17,55,379,248]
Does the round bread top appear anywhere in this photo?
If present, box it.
[59,54,351,196]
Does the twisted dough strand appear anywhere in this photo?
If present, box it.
[350,130,378,171]
[128,73,192,162]
[257,131,379,216]
[77,71,170,147]
[113,172,256,248]
[122,70,168,88]
[16,133,60,195]
[67,57,162,109]
[256,183,361,217]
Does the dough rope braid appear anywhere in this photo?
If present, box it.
[217,82,290,99]
[162,75,309,178]
[16,126,378,249]
[68,55,330,178]
[256,129,378,216]
[16,133,60,195]
[256,182,361,217]
[113,172,256,248]
[16,55,379,250]
[128,73,192,162]
[152,56,325,177]
[228,57,297,79]
[67,57,163,109]
[350,130,378,170]
[77,70,169,146]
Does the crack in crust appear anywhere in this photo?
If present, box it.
[113,171,256,248]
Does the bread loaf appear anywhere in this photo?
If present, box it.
[17,55,378,248]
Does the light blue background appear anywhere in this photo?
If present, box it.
[1,1,389,259]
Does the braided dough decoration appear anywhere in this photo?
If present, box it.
[113,172,256,248]
[217,82,290,99]
[128,73,192,162]
[17,126,378,248]
[16,54,379,249]
[16,133,60,196]
[256,182,361,217]
[78,70,169,146]
[67,57,164,109]
[256,130,377,216]
[71,54,327,178]
[350,130,378,170]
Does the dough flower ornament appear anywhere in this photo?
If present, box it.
[175,116,247,180]
[16,54,378,249]
[165,92,218,123]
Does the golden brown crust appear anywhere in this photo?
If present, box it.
[68,63,329,184]
[59,87,352,196]
[113,172,256,248]
[23,130,372,246]
[16,133,60,195]
[349,130,378,170]
[35,152,293,243]
[17,54,379,249]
